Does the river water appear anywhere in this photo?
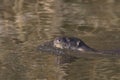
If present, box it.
[0,0,120,80]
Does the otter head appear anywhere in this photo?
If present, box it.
[53,37,90,52]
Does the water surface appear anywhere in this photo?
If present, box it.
[0,0,120,80]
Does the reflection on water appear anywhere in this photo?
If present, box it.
[0,0,120,80]
[65,58,120,80]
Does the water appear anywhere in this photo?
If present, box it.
[0,0,120,80]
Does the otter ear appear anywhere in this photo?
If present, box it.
[77,41,81,46]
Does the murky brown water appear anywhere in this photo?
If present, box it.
[0,0,120,80]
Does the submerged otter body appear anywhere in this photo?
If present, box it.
[38,36,120,56]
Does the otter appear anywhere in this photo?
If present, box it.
[53,37,96,52]
[38,36,120,56]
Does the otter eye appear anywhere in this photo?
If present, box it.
[56,39,61,42]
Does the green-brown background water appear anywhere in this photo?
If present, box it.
[0,0,120,80]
